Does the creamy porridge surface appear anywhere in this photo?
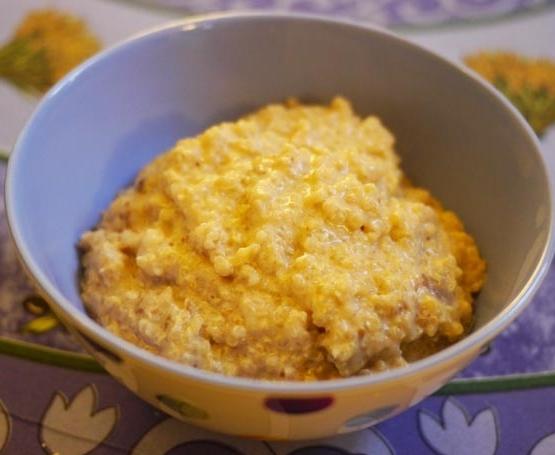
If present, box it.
[80,98,485,380]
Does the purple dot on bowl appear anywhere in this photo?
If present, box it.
[265,396,333,414]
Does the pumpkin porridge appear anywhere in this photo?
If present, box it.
[79,97,485,380]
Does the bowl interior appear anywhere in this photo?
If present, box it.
[8,16,551,350]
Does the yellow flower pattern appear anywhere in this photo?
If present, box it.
[0,9,101,93]
[465,52,555,135]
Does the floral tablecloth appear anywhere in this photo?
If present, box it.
[1,1,555,453]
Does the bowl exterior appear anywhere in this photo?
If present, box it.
[64,312,480,439]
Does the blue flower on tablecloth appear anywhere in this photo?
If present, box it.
[531,432,555,455]
[418,398,498,455]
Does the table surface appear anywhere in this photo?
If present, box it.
[1,1,555,453]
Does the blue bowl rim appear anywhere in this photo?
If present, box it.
[5,11,555,393]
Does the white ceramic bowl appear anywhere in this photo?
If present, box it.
[6,13,553,439]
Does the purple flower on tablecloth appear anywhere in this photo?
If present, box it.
[41,385,118,455]
[531,433,555,455]
[140,0,551,27]
[418,398,498,455]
